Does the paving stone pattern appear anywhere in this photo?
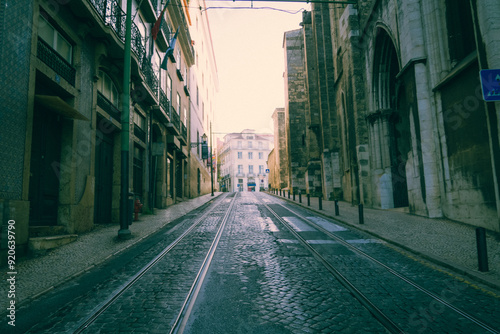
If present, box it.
[186,193,388,333]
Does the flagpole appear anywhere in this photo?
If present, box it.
[119,0,133,239]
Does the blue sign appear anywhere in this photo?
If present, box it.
[265,169,270,173]
[480,69,500,101]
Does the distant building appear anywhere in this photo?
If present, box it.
[218,130,273,192]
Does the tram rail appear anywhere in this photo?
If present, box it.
[259,193,500,334]
[72,192,238,333]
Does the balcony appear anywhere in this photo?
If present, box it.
[134,124,146,142]
[159,89,170,117]
[179,122,187,145]
[97,91,121,121]
[167,106,181,135]
[236,173,245,177]
[37,38,76,86]
[141,58,159,98]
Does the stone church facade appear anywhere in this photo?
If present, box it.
[283,0,500,232]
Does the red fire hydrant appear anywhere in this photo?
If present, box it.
[134,199,143,221]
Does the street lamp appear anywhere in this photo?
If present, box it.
[190,133,212,196]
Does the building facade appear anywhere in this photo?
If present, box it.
[0,0,216,263]
[218,130,273,192]
[186,0,218,198]
[270,108,289,191]
[279,0,500,232]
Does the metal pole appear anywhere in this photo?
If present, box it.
[335,200,339,216]
[210,122,214,196]
[299,191,302,203]
[293,191,295,201]
[319,193,322,210]
[358,204,364,224]
[476,227,489,272]
[307,193,310,206]
[118,0,133,239]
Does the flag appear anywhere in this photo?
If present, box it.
[152,0,170,41]
[160,27,179,70]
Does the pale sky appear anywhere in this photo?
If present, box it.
[205,1,309,137]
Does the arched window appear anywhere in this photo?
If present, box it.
[98,71,119,107]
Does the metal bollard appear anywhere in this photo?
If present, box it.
[358,203,364,224]
[288,190,290,199]
[307,194,310,206]
[299,191,302,203]
[335,200,339,216]
[319,194,323,210]
[280,189,282,196]
[476,227,489,272]
[293,191,296,201]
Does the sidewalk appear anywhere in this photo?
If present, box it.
[0,193,223,310]
[272,192,500,291]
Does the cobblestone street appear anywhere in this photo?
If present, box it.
[3,192,499,333]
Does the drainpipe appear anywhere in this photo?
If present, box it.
[118,0,132,239]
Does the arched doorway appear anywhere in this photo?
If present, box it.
[371,28,410,208]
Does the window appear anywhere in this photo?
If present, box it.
[237,152,242,159]
[98,71,119,106]
[248,165,254,174]
[258,141,263,149]
[167,75,172,100]
[445,0,475,66]
[248,152,253,159]
[183,107,187,125]
[176,93,181,113]
[259,152,263,159]
[248,141,253,149]
[176,49,181,69]
[237,141,242,149]
[38,14,72,63]
[134,111,146,130]
[238,165,243,174]
[259,165,264,174]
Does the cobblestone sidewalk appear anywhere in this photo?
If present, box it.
[0,193,222,310]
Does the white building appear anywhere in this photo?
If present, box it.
[218,130,273,192]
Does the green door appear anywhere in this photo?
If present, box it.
[29,107,62,226]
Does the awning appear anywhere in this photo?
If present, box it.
[35,95,89,121]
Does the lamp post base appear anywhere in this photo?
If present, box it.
[118,228,132,240]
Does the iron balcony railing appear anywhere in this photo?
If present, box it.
[88,0,149,89]
[141,57,159,97]
[171,106,181,132]
[181,122,187,142]
[37,38,76,86]
[97,91,121,121]
[159,89,170,117]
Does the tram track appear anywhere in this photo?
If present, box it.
[169,192,237,334]
[72,192,238,333]
[259,193,500,334]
